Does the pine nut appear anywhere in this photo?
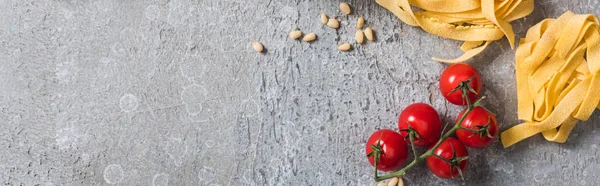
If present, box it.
[327,18,340,29]
[377,182,388,186]
[251,41,263,52]
[289,30,302,39]
[357,17,365,29]
[355,29,364,44]
[321,13,328,24]
[397,177,404,186]
[388,177,399,186]
[339,2,351,15]
[338,43,351,51]
[302,33,317,42]
[364,27,375,41]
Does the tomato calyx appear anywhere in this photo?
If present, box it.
[430,143,469,180]
[448,76,478,106]
[461,116,495,139]
[399,122,422,142]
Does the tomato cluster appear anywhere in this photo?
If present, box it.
[366,63,498,180]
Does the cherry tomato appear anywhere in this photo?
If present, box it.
[439,63,482,105]
[366,129,409,172]
[455,106,498,148]
[426,137,469,179]
[398,103,441,146]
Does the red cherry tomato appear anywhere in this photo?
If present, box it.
[426,137,469,179]
[455,107,498,148]
[366,129,409,172]
[439,63,482,105]
[398,103,442,146]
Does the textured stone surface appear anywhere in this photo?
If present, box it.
[1,0,600,185]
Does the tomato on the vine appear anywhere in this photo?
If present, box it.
[455,106,498,148]
[366,129,409,172]
[398,103,441,146]
[439,63,482,105]
[426,137,469,179]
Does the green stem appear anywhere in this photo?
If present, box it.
[374,155,379,179]
[408,131,418,160]
[462,84,473,110]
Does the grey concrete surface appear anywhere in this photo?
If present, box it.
[1,0,600,185]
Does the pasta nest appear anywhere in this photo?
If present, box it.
[376,0,534,63]
[502,11,600,147]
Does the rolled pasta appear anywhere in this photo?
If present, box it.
[376,0,534,63]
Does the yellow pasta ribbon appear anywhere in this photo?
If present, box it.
[376,0,534,63]
[501,11,600,147]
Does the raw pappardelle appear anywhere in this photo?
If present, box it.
[501,11,600,147]
[376,0,534,63]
